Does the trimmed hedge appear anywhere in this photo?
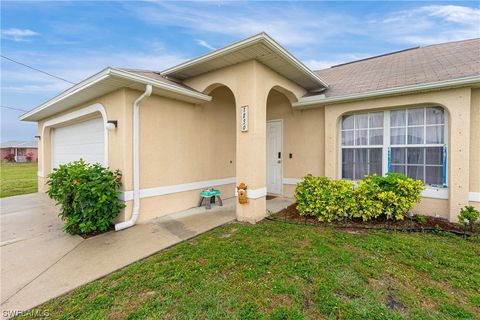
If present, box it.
[295,173,424,222]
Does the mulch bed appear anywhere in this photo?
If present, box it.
[270,203,479,236]
[80,224,115,239]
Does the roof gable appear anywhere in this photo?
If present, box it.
[161,33,328,91]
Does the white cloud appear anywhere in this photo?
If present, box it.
[196,39,216,51]
[421,5,480,24]
[129,2,352,47]
[1,28,39,42]
[375,5,480,45]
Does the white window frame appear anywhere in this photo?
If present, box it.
[339,106,448,189]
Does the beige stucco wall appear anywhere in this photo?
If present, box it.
[127,86,236,222]
[470,88,480,193]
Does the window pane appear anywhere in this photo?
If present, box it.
[356,129,368,145]
[370,148,382,164]
[355,114,368,129]
[407,147,424,164]
[355,163,368,180]
[354,149,368,180]
[342,115,354,130]
[426,107,444,125]
[426,125,444,144]
[391,165,406,175]
[342,149,354,164]
[369,129,383,145]
[342,164,354,180]
[391,148,406,164]
[342,131,354,146]
[407,165,424,181]
[391,127,406,144]
[425,166,443,185]
[369,112,384,128]
[408,126,424,144]
[408,108,424,126]
[391,110,406,127]
[426,147,443,165]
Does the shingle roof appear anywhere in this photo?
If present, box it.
[315,38,480,98]
[0,140,38,148]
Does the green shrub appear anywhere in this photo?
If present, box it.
[415,215,427,224]
[295,173,424,222]
[295,175,356,222]
[377,174,424,220]
[458,205,479,225]
[353,175,384,221]
[47,159,125,235]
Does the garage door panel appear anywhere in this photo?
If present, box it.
[52,117,105,168]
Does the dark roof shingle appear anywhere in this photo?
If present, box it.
[315,38,480,98]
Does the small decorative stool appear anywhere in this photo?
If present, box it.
[198,189,223,209]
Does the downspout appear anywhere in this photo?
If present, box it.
[115,84,152,231]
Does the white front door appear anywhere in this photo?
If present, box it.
[266,120,283,194]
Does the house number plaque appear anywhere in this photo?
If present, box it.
[241,105,248,132]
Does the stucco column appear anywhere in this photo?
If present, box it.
[235,76,268,223]
[324,105,340,179]
[447,93,471,222]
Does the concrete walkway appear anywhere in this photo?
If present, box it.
[1,193,236,316]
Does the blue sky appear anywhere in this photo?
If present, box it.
[1,1,479,142]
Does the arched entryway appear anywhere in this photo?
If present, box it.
[266,86,297,196]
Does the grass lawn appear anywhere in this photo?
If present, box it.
[22,221,479,320]
[0,162,38,198]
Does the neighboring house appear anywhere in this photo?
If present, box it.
[20,33,479,226]
[0,140,38,162]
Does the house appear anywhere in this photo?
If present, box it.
[20,33,479,227]
[0,140,38,162]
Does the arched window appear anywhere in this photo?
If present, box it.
[341,106,447,187]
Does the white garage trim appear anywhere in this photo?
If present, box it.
[39,103,108,177]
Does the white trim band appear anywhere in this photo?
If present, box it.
[422,188,449,199]
[247,187,267,199]
[469,192,480,202]
[120,177,236,201]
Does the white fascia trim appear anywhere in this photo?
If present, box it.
[20,69,110,121]
[293,75,480,109]
[20,68,211,122]
[39,103,108,178]
[469,192,480,202]
[161,32,328,89]
[120,177,236,201]
[283,178,302,185]
[422,187,449,200]
[109,68,212,102]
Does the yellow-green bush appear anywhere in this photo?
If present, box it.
[295,175,357,222]
[295,173,424,222]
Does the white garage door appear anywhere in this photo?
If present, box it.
[52,117,105,168]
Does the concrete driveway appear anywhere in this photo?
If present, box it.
[1,193,236,317]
